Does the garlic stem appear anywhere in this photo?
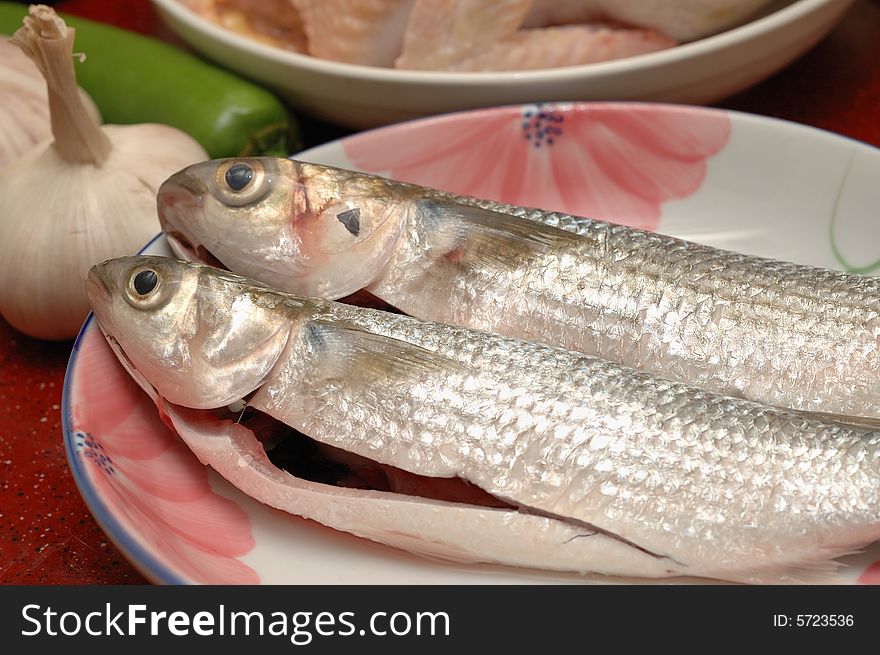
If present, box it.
[11,4,111,165]
[0,6,208,340]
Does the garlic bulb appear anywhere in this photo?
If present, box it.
[0,5,207,340]
[0,37,100,170]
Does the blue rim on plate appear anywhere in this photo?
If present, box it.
[61,233,185,584]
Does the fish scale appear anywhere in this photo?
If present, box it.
[158,158,880,420]
[440,192,880,414]
[249,294,880,577]
[88,257,880,582]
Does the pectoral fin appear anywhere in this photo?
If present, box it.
[248,316,468,428]
[785,407,880,431]
[303,319,466,384]
[421,198,578,270]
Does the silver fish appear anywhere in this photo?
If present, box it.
[157,157,880,421]
[87,255,880,584]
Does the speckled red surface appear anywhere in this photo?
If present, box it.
[0,0,879,585]
[0,318,146,583]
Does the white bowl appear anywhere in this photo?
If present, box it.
[152,0,855,129]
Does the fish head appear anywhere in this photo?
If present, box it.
[86,256,294,410]
[158,157,410,299]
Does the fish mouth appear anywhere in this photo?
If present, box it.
[98,324,158,397]
[158,172,207,207]
[157,175,207,249]
[166,230,228,270]
[85,266,112,305]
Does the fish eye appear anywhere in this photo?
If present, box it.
[225,163,253,192]
[133,269,158,295]
[124,263,171,310]
[213,159,271,207]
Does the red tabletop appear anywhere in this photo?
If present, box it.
[1,0,879,585]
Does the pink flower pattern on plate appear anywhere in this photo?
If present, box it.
[69,327,259,584]
[344,103,732,231]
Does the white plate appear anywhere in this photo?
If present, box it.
[63,103,880,584]
[151,0,855,128]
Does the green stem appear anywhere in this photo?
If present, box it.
[828,150,879,274]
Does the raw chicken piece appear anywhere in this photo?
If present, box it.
[292,0,416,66]
[395,0,676,72]
[182,0,307,51]
[522,0,778,41]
